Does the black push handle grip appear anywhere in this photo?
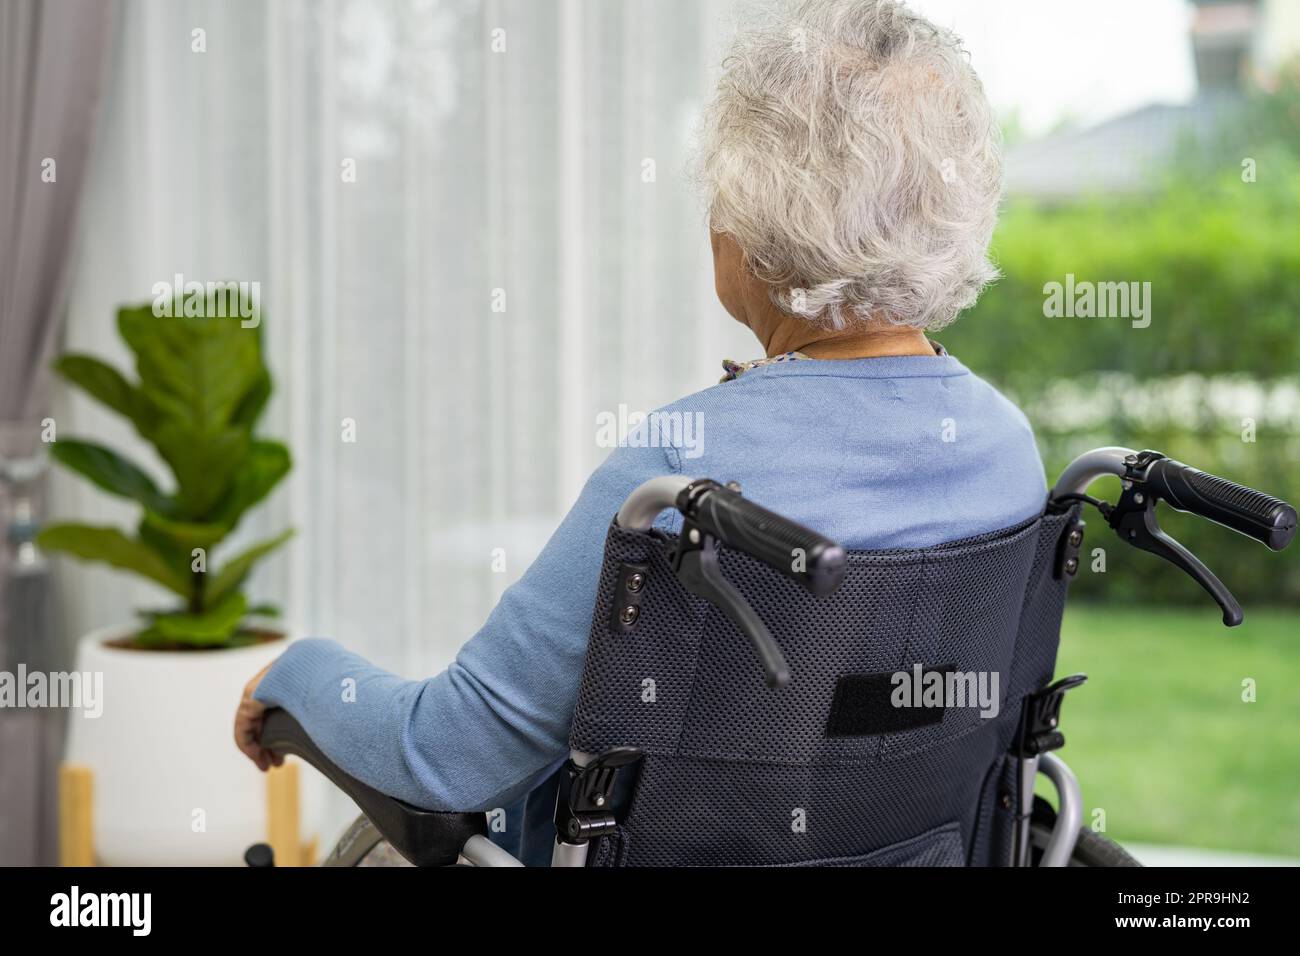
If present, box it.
[677,481,847,597]
[1143,457,1297,552]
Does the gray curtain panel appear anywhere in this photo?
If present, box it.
[0,0,118,866]
[0,0,119,420]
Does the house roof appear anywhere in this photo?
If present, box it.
[1003,94,1240,200]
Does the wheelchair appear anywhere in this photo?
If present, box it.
[250,446,1296,867]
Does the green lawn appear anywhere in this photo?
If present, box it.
[1041,605,1300,857]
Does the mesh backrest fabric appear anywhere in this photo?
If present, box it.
[570,510,1077,867]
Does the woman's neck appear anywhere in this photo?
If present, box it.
[761,319,935,360]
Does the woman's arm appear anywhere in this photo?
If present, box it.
[238,437,680,811]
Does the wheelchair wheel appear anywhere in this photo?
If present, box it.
[355,840,415,867]
[321,814,412,867]
[1029,796,1142,867]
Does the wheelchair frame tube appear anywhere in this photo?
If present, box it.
[1014,757,1038,867]
[551,839,589,868]
[1051,446,1136,502]
[461,834,525,867]
[616,475,693,530]
[1036,448,1119,866]
[1037,753,1082,867]
[1012,450,1124,867]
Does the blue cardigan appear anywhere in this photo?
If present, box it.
[255,353,1047,864]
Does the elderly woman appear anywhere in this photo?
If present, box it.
[235,0,1044,865]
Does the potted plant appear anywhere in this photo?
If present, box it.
[38,302,299,865]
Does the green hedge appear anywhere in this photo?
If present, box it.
[942,167,1300,393]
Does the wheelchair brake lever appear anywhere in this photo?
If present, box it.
[673,522,791,689]
[1108,485,1244,627]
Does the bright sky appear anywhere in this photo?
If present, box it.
[908,0,1198,135]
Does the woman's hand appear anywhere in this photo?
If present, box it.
[234,661,285,772]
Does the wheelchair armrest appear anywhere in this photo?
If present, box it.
[259,708,487,867]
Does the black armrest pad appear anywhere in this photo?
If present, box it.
[259,708,486,867]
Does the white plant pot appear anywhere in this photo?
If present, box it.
[64,624,322,866]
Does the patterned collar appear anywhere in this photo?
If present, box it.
[720,340,948,382]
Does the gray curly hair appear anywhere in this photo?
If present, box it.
[697,0,1002,331]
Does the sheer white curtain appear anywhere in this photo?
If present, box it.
[56,0,756,681]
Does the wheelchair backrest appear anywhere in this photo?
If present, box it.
[568,508,1078,866]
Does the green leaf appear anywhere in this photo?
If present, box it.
[231,369,272,429]
[152,421,250,517]
[118,305,263,434]
[36,524,190,597]
[139,509,230,555]
[209,440,291,529]
[53,355,151,433]
[207,529,295,607]
[138,591,248,648]
[117,304,267,516]
[47,441,172,514]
